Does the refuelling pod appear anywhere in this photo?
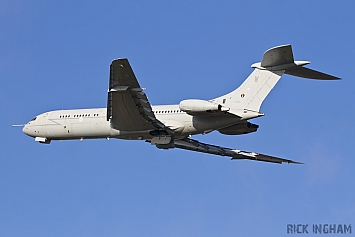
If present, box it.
[218,122,259,135]
[179,99,229,114]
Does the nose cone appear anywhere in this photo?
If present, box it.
[22,124,34,137]
[22,124,28,135]
[22,123,39,138]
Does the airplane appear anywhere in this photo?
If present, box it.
[19,45,339,164]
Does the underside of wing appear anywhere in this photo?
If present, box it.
[169,138,302,164]
[107,59,170,132]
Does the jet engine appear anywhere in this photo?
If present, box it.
[218,122,259,135]
[179,99,229,113]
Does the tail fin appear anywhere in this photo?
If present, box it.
[212,45,339,113]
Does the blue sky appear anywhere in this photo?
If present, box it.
[1,1,355,236]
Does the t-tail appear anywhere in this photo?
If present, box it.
[212,45,339,116]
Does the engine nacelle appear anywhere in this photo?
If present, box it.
[179,99,229,113]
[218,122,259,135]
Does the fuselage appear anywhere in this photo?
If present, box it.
[22,105,240,142]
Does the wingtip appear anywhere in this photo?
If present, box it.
[111,58,129,64]
[287,160,304,164]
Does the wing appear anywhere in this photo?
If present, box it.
[170,138,302,164]
[107,59,170,132]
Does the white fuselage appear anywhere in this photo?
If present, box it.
[22,105,240,141]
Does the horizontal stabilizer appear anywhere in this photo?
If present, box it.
[255,44,340,80]
[285,66,340,80]
[261,45,294,67]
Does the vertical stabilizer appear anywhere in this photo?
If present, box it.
[212,45,293,112]
[213,68,283,112]
[212,45,339,113]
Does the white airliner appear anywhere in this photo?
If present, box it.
[20,45,339,164]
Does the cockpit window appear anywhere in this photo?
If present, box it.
[31,117,37,121]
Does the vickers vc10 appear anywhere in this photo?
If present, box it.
[19,45,339,164]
